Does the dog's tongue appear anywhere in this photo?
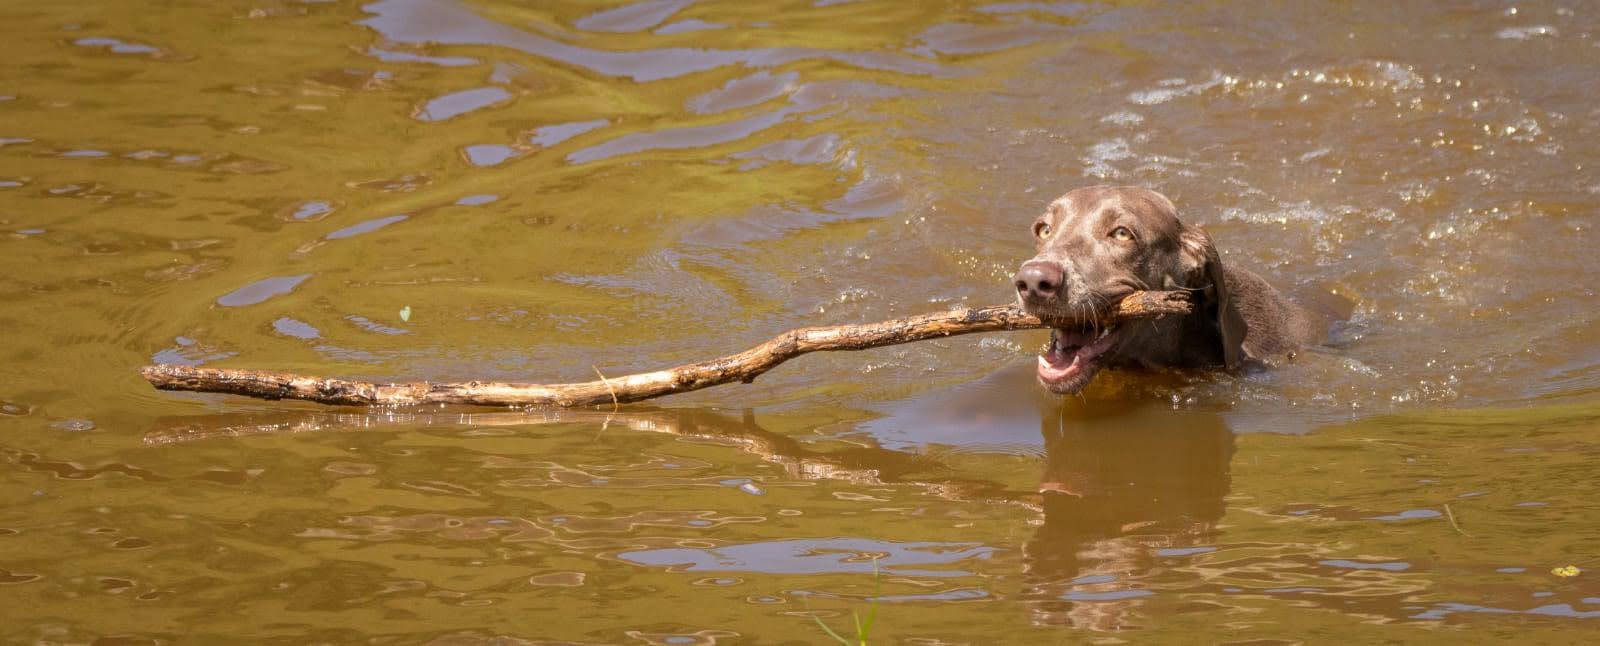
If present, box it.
[1037,328,1119,383]
[1037,349,1084,382]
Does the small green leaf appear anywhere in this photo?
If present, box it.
[399,305,411,322]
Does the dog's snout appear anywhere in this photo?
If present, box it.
[1014,260,1065,302]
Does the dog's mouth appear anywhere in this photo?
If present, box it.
[1037,325,1121,394]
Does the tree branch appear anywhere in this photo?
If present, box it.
[140,291,1190,408]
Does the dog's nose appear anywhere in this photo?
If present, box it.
[1014,260,1065,302]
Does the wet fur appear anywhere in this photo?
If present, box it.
[1020,186,1326,375]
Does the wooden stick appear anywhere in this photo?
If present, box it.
[140,291,1190,409]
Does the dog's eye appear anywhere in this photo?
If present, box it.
[1034,222,1052,239]
[1110,226,1134,242]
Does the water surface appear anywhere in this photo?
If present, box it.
[2,0,1598,642]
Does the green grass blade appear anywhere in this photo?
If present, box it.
[858,558,881,641]
[810,610,852,645]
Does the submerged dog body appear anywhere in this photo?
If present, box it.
[1013,186,1326,394]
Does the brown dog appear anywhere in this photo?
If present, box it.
[1012,186,1327,394]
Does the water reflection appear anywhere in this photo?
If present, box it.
[5,0,1600,641]
[143,397,1232,601]
[145,407,1004,498]
[360,0,944,82]
[131,395,1600,633]
[619,537,994,577]
[1023,401,1233,630]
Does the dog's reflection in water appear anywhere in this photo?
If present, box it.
[148,396,1233,632]
[1022,400,1234,630]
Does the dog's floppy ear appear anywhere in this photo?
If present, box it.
[1178,224,1247,371]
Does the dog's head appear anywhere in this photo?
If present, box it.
[1012,186,1244,394]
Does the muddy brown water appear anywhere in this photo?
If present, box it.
[3,1,1599,643]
